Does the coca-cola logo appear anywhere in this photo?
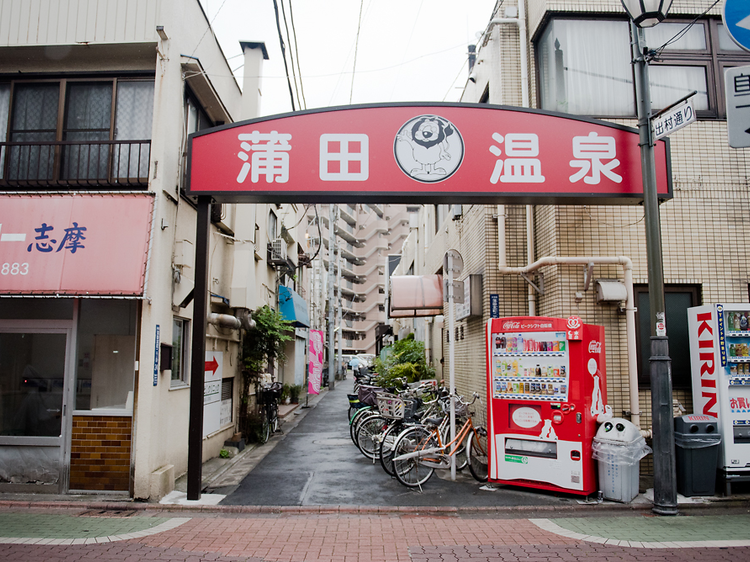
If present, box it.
[503,321,520,330]
[566,316,581,330]
[588,341,602,354]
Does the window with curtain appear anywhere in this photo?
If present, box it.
[536,18,750,118]
[63,82,112,180]
[0,84,9,179]
[0,78,153,184]
[537,19,634,116]
[8,83,59,180]
[114,80,154,179]
[171,317,190,387]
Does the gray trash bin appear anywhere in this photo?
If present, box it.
[592,418,652,503]
[674,414,721,497]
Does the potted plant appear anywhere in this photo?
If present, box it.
[290,384,302,404]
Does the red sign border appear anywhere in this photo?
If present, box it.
[186,102,672,205]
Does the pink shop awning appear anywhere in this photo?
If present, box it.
[390,275,443,318]
[0,193,154,296]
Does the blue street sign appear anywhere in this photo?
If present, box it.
[153,324,160,386]
[490,294,500,318]
[724,0,750,52]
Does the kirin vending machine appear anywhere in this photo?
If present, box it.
[486,316,607,495]
[688,304,750,480]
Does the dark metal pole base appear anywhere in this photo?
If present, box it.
[650,336,678,516]
[652,504,679,516]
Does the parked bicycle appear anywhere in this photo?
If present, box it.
[390,392,488,488]
[257,380,283,443]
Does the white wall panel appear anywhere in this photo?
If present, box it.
[0,0,160,46]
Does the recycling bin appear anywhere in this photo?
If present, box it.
[674,414,721,497]
[592,418,652,503]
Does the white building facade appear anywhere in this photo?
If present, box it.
[0,0,307,500]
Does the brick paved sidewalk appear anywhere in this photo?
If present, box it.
[0,507,750,561]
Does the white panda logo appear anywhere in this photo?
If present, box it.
[394,115,464,183]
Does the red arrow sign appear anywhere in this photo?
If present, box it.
[205,357,219,375]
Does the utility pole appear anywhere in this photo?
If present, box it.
[631,21,677,516]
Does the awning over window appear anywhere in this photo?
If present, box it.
[389,275,443,318]
[279,285,310,328]
[0,193,153,296]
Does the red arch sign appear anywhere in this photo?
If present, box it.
[187,103,671,205]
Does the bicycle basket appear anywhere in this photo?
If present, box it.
[441,398,469,418]
[377,393,406,419]
[357,385,384,407]
[347,393,360,406]
[259,381,283,405]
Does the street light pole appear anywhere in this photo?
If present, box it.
[630,21,678,516]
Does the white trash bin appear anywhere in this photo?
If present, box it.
[592,418,652,503]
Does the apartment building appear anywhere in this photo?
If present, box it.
[307,204,410,357]
[396,0,750,470]
[0,0,307,500]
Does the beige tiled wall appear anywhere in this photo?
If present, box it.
[442,0,750,474]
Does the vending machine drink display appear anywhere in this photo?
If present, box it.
[688,304,750,485]
[485,316,608,495]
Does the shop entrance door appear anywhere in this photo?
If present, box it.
[0,321,74,492]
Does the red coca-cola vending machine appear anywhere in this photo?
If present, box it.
[485,316,607,495]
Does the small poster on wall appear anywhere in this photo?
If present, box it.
[308,330,324,395]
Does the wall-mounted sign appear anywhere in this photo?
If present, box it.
[0,193,153,296]
[188,103,671,205]
[204,351,224,437]
[153,325,160,387]
[652,98,696,141]
[456,274,483,320]
[490,294,500,318]
[726,65,750,148]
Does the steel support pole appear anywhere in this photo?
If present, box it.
[327,205,335,390]
[447,253,456,481]
[187,195,211,500]
[631,23,677,516]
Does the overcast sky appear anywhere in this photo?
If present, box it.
[199,0,498,117]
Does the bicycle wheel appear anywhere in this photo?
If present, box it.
[467,427,489,482]
[260,413,270,444]
[270,404,279,433]
[454,441,469,471]
[350,408,375,445]
[378,422,403,476]
[391,426,436,487]
[355,415,390,459]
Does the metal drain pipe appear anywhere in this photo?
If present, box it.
[498,255,642,431]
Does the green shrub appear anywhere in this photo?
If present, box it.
[289,384,302,403]
[374,334,435,388]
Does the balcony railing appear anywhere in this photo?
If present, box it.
[0,139,151,188]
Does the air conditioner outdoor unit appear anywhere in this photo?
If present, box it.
[269,238,288,265]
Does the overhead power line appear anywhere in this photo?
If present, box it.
[280,0,303,110]
[349,0,365,104]
[272,0,296,111]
